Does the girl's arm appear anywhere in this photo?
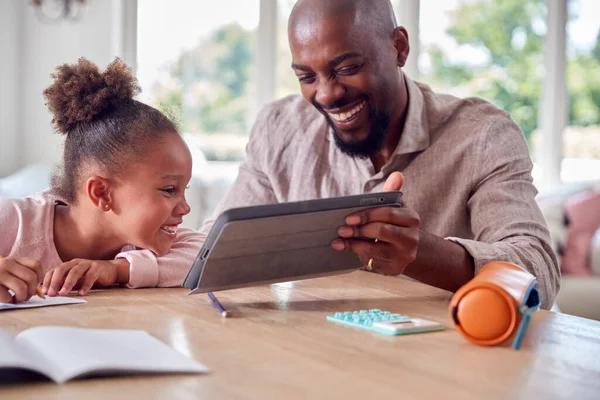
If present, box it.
[0,196,44,302]
[42,227,205,295]
[116,227,206,288]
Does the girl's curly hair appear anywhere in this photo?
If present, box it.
[43,57,178,204]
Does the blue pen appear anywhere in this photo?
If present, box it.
[207,292,228,318]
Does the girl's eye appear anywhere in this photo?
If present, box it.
[161,188,176,195]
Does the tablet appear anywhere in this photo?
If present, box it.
[182,191,404,294]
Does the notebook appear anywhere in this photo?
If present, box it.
[0,295,86,311]
[0,326,209,383]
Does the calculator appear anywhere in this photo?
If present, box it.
[326,309,444,336]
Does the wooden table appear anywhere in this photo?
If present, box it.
[1,271,600,399]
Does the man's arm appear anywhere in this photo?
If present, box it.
[335,212,474,292]
[336,117,560,309]
[440,116,561,309]
[403,231,474,293]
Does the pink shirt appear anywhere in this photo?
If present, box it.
[0,190,204,288]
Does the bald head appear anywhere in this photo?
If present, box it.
[287,0,410,159]
[289,0,397,41]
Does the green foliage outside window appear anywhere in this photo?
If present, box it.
[424,0,600,142]
[152,0,600,149]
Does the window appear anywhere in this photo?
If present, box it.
[137,0,259,164]
[137,0,598,197]
[276,0,300,99]
[563,0,600,182]
[419,0,546,145]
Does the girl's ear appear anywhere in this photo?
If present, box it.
[86,176,113,212]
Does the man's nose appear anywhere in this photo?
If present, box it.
[315,77,345,108]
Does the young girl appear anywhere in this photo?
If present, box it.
[0,58,204,303]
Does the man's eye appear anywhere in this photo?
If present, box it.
[337,65,361,75]
[298,75,316,84]
[160,188,176,195]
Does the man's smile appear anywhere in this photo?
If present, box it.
[326,100,366,123]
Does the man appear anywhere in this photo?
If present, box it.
[200,0,560,308]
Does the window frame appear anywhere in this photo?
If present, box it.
[130,0,569,190]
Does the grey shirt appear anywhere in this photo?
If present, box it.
[200,77,560,309]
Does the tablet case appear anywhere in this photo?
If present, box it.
[183,192,403,294]
[185,206,373,293]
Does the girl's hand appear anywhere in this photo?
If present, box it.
[0,257,43,303]
[42,259,129,297]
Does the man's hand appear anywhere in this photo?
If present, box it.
[0,256,43,303]
[42,258,130,297]
[331,172,421,275]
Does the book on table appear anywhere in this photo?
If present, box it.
[0,326,208,383]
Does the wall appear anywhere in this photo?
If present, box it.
[22,0,126,169]
[0,0,135,175]
[0,0,23,176]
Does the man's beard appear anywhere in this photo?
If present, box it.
[322,102,390,159]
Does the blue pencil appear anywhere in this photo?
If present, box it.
[207,292,228,317]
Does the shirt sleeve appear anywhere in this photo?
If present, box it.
[445,116,561,309]
[199,105,279,235]
[116,227,206,288]
[0,197,20,257]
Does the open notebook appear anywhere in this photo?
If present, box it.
[0,295,86,311]
[0,326,208,383]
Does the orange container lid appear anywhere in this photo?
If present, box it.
[452,283,518,346]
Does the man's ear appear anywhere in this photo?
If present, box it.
[393,26,410,68]
[86,176,113,212]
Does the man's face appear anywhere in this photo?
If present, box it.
[290,14,401,158]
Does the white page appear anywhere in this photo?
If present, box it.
[17,326,209,383]
[0,329,56,381]
[0,296,86,311]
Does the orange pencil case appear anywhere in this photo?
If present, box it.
[449,261,541,350]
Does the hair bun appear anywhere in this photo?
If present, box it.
[44,57,140,135]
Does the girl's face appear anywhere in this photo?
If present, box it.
[111,132,193,256]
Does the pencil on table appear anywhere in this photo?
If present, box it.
[207,292,228,317]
